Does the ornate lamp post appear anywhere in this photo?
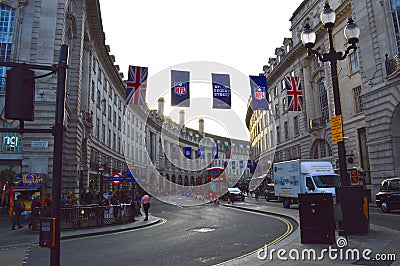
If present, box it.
[301,2,360,186]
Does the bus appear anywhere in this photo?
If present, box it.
[203,167,226,200]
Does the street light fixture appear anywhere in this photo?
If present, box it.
[301,1,360,186]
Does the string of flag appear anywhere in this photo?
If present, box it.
[125,66,303,113]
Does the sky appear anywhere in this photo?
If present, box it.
[99,0,305,140]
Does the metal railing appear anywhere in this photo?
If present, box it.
[385,54,399,76]
[31,203,136,231]
[309,117,329,130]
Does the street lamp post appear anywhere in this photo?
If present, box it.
[98,165,105,192]
[301,2,360,186]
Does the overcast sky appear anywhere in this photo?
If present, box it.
[98,0,304,140]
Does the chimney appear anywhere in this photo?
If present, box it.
[158,97,165,117]
[179,110,185,129]
[199,118,204,136]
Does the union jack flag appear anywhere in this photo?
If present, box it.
[126,65,148,105]
[285,76,303,111]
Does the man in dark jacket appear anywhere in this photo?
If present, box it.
[12,195,25,230]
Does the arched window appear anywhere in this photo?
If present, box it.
[0,5,15,91]
[311,139,332,159]
[318,78,329,122]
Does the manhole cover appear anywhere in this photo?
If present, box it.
[191,228,215,233]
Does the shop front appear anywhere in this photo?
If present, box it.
[9,173,46,217]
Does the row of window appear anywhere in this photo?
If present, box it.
[0,5,14,92]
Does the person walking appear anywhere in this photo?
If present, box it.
[12,195,25,230]
[141,194,151,221]
[134,193,142,217]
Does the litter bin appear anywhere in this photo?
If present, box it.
[335,186,369,235]
[298,193,335,244]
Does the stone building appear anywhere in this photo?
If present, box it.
[246,0,392,196]
[0,0,250,201]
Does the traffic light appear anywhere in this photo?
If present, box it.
[5,67,35,121]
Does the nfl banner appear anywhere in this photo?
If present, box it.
[232,161,236,169]
[285,76,303,111]
[171,70,190,107]
[239,160,244,168]
[198,147,205,159]
[250,75,268,110]
[184,147,192,159]
[247,159,252,168]
[212,73,231,109]
[212,147,218,159]
[126,65,148,105]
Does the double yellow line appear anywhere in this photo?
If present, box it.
[214,207,294,265]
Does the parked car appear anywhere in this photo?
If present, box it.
[375,178,400,213]
[264,184,278,202]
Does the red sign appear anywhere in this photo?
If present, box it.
[111,172,123,185]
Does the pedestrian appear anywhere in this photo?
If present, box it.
[44,195,52,208]
[29,196,41,229]
[141,193,151,221]
[109,191,120,220]
[12,195,25,230]
[359,178,367,189]
[134,193,142,217]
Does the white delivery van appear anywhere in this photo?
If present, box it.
[273,159,340,208]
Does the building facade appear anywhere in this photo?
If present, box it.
[247,0,400,198]
[0,0,250,202]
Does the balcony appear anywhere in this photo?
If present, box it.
[385,54,399,76]
[309,117,329,130]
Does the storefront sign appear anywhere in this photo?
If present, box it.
[13,173,46,187]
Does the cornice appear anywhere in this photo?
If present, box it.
[84,0,125,94]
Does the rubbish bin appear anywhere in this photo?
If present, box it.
[298,193,335,244]
[335,186,369,235]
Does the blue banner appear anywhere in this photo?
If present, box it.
[212,73,231,109]
[239,160,244,168]
[198,147,205,158]
[247,159,252,168]
[212,147,218,159]
[184,147,192,159]
[250,75,268,110]
[171,70,190,107]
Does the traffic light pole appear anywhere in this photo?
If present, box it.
[0,45,69,265]
[50,44,68,266]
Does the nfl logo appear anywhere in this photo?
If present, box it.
[174,82,186,95]
[185,150,190,156]
[255,86,265,100]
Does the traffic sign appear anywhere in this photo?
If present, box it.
[111,172,122,185]
[331,115,343,143]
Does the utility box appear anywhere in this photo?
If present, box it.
[39,217,56,248]
[335,186,369,234]
[299,193,335,244]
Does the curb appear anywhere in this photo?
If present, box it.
[61,218,162,240]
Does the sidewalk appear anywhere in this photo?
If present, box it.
[0,211,160,248]
[221,198,400,266]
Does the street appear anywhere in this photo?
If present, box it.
[22,199,296,266]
